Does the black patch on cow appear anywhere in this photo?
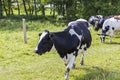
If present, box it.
[112,27,114,30]
[73,49,78,57]
[52,31,80,58]
[104,26,110,33]
[84,47,87,51]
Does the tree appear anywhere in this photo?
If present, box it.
[33,0,37,16]
[3,0,8,16]
[0,0,2,17]
[16,0,20,15]
[23,0,28,16]
[1,0,120,20]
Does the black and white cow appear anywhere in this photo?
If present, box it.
[94,15,113,31]
[88,15,103,27]
[98,17,120,43]
[34,19,92,80]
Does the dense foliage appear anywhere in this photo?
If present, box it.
[0,0,120,20]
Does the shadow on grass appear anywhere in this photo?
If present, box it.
[73,66,120,80]
[105,42,120,45]
[114,36,120,38]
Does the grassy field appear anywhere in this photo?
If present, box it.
[0,18,120,80]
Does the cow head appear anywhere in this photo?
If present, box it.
[34,30,53,55]
[89,15,103,27]
[97,26,110,43]
[88,16,98,26]
[94,21,99,31]
[97,33,106,43]
[94,18,104,31]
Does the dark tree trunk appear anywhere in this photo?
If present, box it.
[23,0,28,16]
[41,4,45,18]
[3,0,8,16]
[16,0,20,15]
[11,7,13,15]
[0,0,2,17]
[27,0,32,16]
[53,6,55,17]
[34,0,37,16]
[8,0,11,16]
[65,0,74,22]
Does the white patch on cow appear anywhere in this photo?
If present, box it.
[65,52,75,80]
[35,31,48,51]
[76,18,87,22]
[69,28,83,54]
[68,21,75,26]
[80,44,86,50]
[67,55,75,69]
[69,29,82,41]
[64,53,75,69]
[96,15,103,19]
[63,54,73,65]
[65,72,69,80]
[78,44,86,55]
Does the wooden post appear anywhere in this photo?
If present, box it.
[22,18,27,43]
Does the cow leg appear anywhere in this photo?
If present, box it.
[65,68,70,80]
[80,51,84,65]
[109,36,112,42]
[65,54,76,80]
[72,61,76,69]
[109,31,114,43]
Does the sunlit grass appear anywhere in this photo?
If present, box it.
[0,19,120,80]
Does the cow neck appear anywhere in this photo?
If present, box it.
[49,30,69,58]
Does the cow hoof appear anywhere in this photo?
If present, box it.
[80,62,84,66]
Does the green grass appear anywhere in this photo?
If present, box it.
[0,19,120,80]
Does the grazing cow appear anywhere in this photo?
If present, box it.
[94,15,113,31]
[34,19,92,80]
[98,17,120,43]
[88,15,103,27]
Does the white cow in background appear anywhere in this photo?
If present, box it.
[99,16,120,43]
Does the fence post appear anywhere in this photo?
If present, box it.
[22,18,27,43]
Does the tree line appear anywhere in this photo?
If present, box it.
[0,0,120,20]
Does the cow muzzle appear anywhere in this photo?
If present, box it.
[97,33,108,43]
[34,50,42,55]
